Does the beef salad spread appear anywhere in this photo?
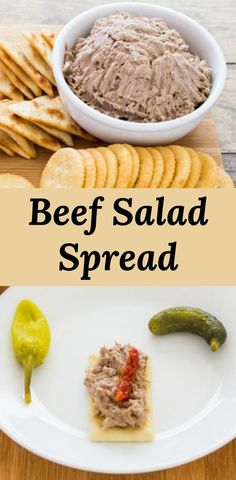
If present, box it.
[63,12,211,122]
[84,343,148,429]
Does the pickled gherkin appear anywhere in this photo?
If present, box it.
[148,307,227,351]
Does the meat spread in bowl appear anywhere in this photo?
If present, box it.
[63,12,211,123]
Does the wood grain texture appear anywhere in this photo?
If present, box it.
[0,431,235,480]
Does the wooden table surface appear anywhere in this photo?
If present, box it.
[0,1,236,479]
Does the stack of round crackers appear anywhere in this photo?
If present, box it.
[39,144,234,188]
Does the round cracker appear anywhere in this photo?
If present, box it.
[195,152,218,188]
[87,148,107,188]
[0,173,34,188]
[78,149,96,188]
[134,147,154,188]
[215,167,234,188]
[168,145,191,188]
[184,147,202,188]
[123,144,140,187]
[97,147,118,188]
[40,148,85,188]
[108,144,133,187]
[155,147,176,187]
[147,147,164,187]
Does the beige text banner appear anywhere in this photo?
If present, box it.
[0,189,235,285]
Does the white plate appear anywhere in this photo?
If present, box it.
[0,286,235,474]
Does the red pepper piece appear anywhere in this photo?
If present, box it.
[115,347,140,402]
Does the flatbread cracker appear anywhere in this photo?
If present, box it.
[0,112,60,151]
[41,32,56,48]
[147,147,164,187]
[0,173,34,187]
[195,152,218,188]
[124,144,140,187]
[78,149,96,188]
[0,99,14,112]
[0,42,53,97]
[215,167,234,188]
[134,147,154,188]
[0,143,14,156]
[37,95,96,141]
[23,32,52,67]
[23,43,56,85]
[9,95,96,140]
[0,58,34,99]
[184,147,202,188]
[0,124,36,158]
[108,144,133,187]
[0,70,23,100]
[33,121,73,146]
[87,148,107,187]
[0,49,41,97]
[87,354,153,442]
[0,129,31,158]
[0,101,38,156]
[168,145,191,188]
[97,147,118,188]
[40,148,85,187]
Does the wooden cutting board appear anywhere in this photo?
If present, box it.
[0,25,223,187]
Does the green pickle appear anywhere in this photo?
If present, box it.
[11,299,51,404]
[148,307,227,351]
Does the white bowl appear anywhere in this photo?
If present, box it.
[53,3,226,145]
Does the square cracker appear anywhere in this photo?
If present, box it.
[87,354,153,442]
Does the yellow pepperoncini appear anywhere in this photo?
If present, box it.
[11,299,51,404]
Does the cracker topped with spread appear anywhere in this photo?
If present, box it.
[84,343,153,441]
